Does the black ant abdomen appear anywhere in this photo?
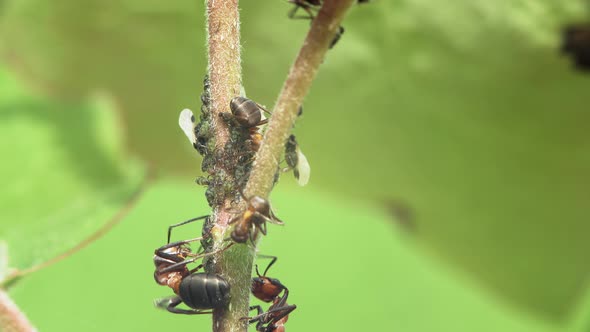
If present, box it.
[178,273,230,310]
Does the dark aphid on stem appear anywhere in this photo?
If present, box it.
[329,26,345,49]
[283,135,310,186]
[153,215,233,314]
[228,194,284,244]
[561,23,590,71]
[251,256,288,303]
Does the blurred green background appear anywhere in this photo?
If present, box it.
[1,0,590,331]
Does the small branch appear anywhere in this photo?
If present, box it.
[1,170,152,289]
[205,2,253,332]
[244,0,356,198]
[0,290,37,332]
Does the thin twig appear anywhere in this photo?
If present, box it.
[1,170,152,288]
[0,290,37,332]
[244,0,357,198]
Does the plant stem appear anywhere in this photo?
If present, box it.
[244,0,356,198]
[205,1,253,332]
[0,290,37,332]
[205,1,356,331]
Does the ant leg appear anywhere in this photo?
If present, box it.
[249,225,260,244]
[255,103,272,117]
[188,264,204,274]
[287,5,315,20]
[264,303,297,324]
[160,242,235,273]
[167,215,209,244]
[287,5,299,19]
[242,305,264,322]
[268,209,284,225]
[155,237,205,258]
[275,288,290,306]
[155,296,213,315]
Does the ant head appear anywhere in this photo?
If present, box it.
[249,196,270,214]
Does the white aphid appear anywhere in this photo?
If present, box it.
[295,147,310,186]
[179,109,196,144]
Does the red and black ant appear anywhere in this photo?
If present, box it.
[245,256,296,332]
[228,194,284,244]
[251,256,288,302]
[153,215,233,314]
[247,296,296,332]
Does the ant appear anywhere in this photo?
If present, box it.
[246,296,296,332]
[221,96,272,152]
[228,194,284,244]
[245,256,296,332]
[251,256,288,302]
[153,215,233,314]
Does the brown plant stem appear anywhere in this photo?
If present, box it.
[205,1,253,332]
[244,0,356,198]
[0,290,36,332]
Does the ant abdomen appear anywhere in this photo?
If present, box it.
[178,273,231,310]
[230,97,264,128]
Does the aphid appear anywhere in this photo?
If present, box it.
[561,23,590,71]
[246,291,296,332]
[251,256,288,303]
[229,195,284,244]
[154,216,233,314]
[283,135,310,186]
[179,109,210,154]
[329,26,345,49]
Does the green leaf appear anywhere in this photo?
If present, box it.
[1,0,588,321]
[0,69,145,280]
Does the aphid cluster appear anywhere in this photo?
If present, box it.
[165,89,304,317]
